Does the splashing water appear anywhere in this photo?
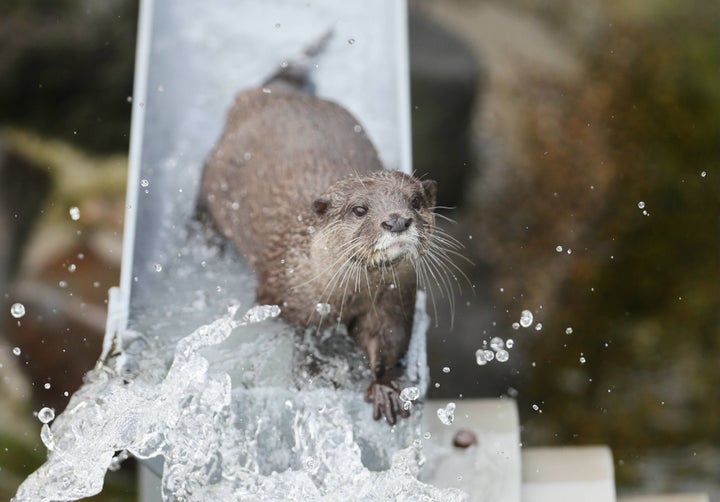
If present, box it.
[519,310,533,328]
[489,337,504,351]
[314,303,331,316]
[69,206,81,221]
[399,387,421,411]
[14,304,466,502]
[37,407,56,424]
[475,349,495,366]
[436,402,456,426]
[10,302,26,319]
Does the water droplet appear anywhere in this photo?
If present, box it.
[58,280,68,288]
[243,152,253,161]
[304,456,316,470]
[567,249,572,255]
[10,303,25,318]
[535,323,543,331]
[701,171,707,177]
[68,264,76,273]
[512,322,520,330]
[442,366,450,373]
[399,387,420,411]
[400,386,420,402]
[519,310,533,328]
[495,349,510,362]
[556,245,563,252]
[140,179,149,187]
[40,423,55,451]
[353,124,362,133]
[423,432,432,440]
[565,327,573,335]
[532,404,541,412]
[506,338,514,349]
[44,383,51,390]
[12,347,21,356]
[239,304,282,324]
[348,38,355,45]
[38,407,55,424]
[579,356,587,364]
[437,402,456,425]
[315,303,331,316]
[475,349,495,365]
[261,87,271,94]
[489,337,504,351]
[638,201,645,209]
[154,264,162,272]
[275,22,281,28]
[69,206,80,221]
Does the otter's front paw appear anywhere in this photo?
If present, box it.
[364,378,411,425]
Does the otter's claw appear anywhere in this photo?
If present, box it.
[364,378,411,425]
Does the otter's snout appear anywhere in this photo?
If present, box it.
[381,214,412,234]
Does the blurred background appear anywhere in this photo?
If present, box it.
[0,0,717,500]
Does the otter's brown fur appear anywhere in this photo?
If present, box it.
[200,85,438,424]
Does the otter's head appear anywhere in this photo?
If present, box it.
[311,170,437,268]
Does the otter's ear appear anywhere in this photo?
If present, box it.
[312,196,331,217]
[422,180,437,208]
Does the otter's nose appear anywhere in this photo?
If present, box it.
[381,214,412,233]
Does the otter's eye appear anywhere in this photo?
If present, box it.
[352,205,368,217]
[410,195,422,210]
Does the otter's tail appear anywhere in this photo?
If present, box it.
[262,30,333,94]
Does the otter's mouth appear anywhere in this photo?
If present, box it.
[372,239,417,267]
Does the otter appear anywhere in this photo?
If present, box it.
[199,56,441,426]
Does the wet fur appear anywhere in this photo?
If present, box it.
[201,85,462,423]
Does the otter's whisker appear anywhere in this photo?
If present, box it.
[414,257,440,327]
[311,240,361,307]
[335,258,359,325]
[430,212,458,225]
[426,242,475,293]
[320,240,363,299]
[429,228,466,250]
[420,251,457,324]
[303,244,356,325]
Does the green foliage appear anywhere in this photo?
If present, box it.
[0,0,138,153]
[523,0,720,485]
